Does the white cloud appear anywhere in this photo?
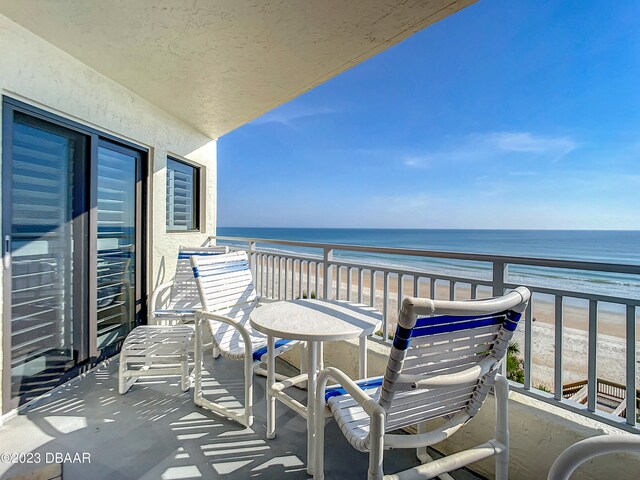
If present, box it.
[402,131,578,169]
[483,131,577,156]
[402,156,431,168]
[250,105,338,127]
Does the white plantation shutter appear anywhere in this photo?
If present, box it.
[166,158,198,231]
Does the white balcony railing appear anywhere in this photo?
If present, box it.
[209,235,640,433]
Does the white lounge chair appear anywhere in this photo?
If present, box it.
[314,287,531,480]
[149,246,229,325]
[192,251,298,427]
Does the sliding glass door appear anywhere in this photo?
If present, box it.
[5,113,89,404]
[2,98,146,410]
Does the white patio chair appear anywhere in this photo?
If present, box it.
[192,251,299,427]
[119,246,228,394]
[149,245,229,325]
[547,434,640,480]
[314,286,531,480]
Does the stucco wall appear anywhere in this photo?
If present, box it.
[0,13,217,413]
[280,340,640,479]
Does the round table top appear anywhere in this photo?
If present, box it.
[250,299,383,342]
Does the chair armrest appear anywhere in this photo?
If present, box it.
[195,310,253,357]
[149,281,174,316]
[316,367,383,417]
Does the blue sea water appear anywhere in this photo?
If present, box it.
[216,228,640,300]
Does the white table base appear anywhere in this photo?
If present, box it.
[265,336,369,474]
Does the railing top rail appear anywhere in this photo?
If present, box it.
[210,235,640,275]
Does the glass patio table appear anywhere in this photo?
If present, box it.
[250,299,382,474]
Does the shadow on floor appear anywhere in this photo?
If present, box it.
[0,355,482,479]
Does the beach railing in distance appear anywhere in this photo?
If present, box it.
[208,235,640,433]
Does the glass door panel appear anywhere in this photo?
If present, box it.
[9,113,87,402]
[96,144,138,350]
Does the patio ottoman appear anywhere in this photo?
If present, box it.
[119,325,194,394]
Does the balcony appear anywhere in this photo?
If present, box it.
[1,236,639,479]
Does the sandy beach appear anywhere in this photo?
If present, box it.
[259,261,639,390]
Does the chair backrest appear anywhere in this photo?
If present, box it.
[190,250,258,316]
[379,287,530,432]
[167,246,229,310]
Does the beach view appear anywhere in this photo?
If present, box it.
[2,1,640,479]
[216,1,640,429]
[217,228,640,398]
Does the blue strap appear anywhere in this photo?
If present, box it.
[504,310,522,331]
[192,266,199,278]
[414,311,509,328]
[392,309,522,350]
[324,377,383,401]
[252,339,293,361]
[178,252,225,259]
[412,315,506,338]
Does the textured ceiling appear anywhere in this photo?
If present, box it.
[0,0,475,138]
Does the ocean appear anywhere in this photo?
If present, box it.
[216,228,640,301]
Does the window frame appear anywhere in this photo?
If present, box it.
[166,156,201,232]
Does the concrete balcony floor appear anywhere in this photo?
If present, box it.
[0,355,484,480]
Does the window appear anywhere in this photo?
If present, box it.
[166,157,199,231]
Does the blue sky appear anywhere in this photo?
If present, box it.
[218,0,640,230]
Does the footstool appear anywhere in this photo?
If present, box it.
[119,325,194,394]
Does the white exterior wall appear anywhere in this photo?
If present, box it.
[0,14,217,413]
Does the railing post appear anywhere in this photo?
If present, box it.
[554,295,564,401]
[524,302,533,390]
[323,248,333,300]
[493,261,507,375]
[248,241,256,277]
[492,261,507,297]
[626,305,637,426]
[587,300,598,412]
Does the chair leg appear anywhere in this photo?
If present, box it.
[118,351,136,394]
[266,335,276,438]
[368,410,385,480]
[495,374,510,480]
[180,353,190,392]
[193,316,204,404]
[244,352,254,427]
[194,320,253,427]
[313,389,326,479]
[416,421,428,463]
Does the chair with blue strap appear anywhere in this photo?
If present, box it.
[149,245,229,325]
[191,251,298,427]
[314,286,531,480]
